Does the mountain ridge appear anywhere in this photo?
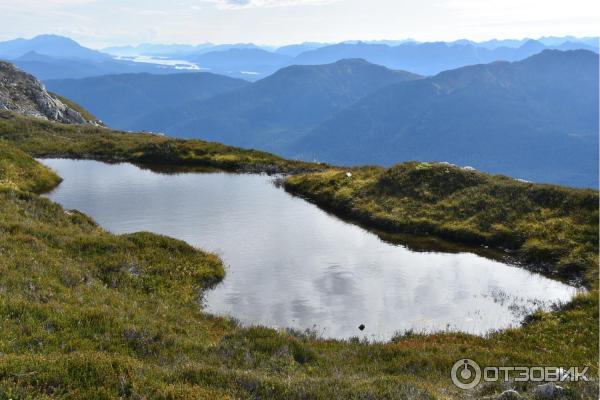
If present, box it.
[36,43,599,187]
[290,39,598,75]
[290,49,599,188]
[0,61,97,124]
[1,34,597,80]
[0,34,110,62]
[133,58,421,150]
[45,72,250,129]
[0,35,190,80]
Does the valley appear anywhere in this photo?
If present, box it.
[42,158,579,340]
[0,30,598,399]
[0,121,597,399]
[44,49,599,188]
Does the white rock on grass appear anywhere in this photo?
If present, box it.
[0,61,94,125]
[534,382,565,399]
[497,389,522,399]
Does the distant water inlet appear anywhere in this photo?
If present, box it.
[41,159,579,341]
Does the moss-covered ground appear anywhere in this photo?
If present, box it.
[0,117,597,399]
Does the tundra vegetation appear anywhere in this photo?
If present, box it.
[284,163,599,286]
[0,110,325,174]
[0,111,597,399]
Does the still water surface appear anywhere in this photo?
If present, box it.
[41,159,579,340]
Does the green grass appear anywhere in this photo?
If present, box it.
[285,162,599,287]
[0,110,326,174]
[0,140,62,192]
[0,120,597,399]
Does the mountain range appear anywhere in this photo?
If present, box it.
[186,48,292,80]
[0,35,187,80]
[48,59,421,147]
[14,33,598,188]
[0,34,110,62]
[47,49,598,187]
[144,59,419,149]
[1,35,597,81]
[45,72,249,128]
[126,38,598,80]
[290,39,598,76]
[291,50,599,188]
[103,42,266,57]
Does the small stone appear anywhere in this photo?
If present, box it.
[534,382,565,399]
[497,389,521,400]
[358,324,365,331]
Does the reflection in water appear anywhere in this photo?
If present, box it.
[41,159,579,340]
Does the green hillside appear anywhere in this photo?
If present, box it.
[0,110,325,174]
[0,114,597,398]
[0,141,61,192]
[285,162,599,287]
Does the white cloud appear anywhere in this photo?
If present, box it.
[0,0,96,9]
[205,0,339,9]
[0,0,597,47]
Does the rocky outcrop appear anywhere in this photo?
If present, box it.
[497,389,522,400]
[534,383,566,399]
[0,61,93,124]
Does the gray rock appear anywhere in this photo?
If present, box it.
[534,382,566,399]
[0,61,95,124]
[497,389,522,399]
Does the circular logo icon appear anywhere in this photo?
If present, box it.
[451,359,481,390]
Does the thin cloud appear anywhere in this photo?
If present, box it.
[205,0,340,9]
[0,0,96,8]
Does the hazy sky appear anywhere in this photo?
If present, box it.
[0,0,598,48]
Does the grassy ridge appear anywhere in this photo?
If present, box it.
[285,163,599,287]
[0,120,597,398]
[0,142,439,398]
[0,141,62,192]
[0,110,326,174]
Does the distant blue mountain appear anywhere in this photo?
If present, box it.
[194,43,266,55]
[1,35,596,81]
[101,37,597,80]
[185,48,293,80]
[537,36,599,47]
[120,59,421,149]
[290,50,599,188]
[0,35,190,80]
[0,34,110,61]
[39,39,599,188]
[46,72,249,129]
[102,43,201,57]
[291,39,598,76]
[103,42,267,57]
[467,39,526,49]
[275,42,326,57]
[9,52,185,80]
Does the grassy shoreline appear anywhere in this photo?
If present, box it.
[0,110,327,174]
[285,164,599,289]
[0,116,598,399]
